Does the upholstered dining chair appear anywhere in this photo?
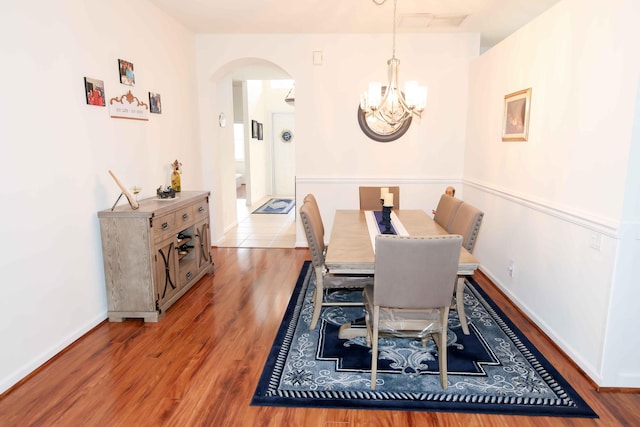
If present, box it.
[363,234,463,390]
[300,200,372,330]
[359,186,400,211]
[447,202,484,335]
[303,193,324,238]
[448,202,484,253]
[433,194,463,231]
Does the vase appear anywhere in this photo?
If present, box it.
[171,171,181,192]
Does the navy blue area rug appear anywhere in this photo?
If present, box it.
[251,261,597,418]
[252,198,295,214]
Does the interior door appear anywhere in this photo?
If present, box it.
[271,112,295,196]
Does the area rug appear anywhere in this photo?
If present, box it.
[251,261,597,418]
[252,198,295,214]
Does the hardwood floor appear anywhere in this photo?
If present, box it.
[1,247,638,426]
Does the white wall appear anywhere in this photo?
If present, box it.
[466,0,640,386]
[0,0,201,393]
[195,33,480,242]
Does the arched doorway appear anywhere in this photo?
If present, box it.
[204,58,296,248]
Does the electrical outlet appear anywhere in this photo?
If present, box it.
[508,259,515,277]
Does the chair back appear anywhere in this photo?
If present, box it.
[299,201,326,269]
[448,202,484,252]
[303,194,324,238]
[433,194,462,230]
[359,186,400,210]
[373,235,462,309]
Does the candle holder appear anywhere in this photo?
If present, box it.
[381,205,394,234]
[378,198,385,224]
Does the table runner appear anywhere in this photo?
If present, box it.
[364,211,409,252]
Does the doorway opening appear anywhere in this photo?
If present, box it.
[217,78,296,248]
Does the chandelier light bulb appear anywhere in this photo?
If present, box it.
[368,82,382,109]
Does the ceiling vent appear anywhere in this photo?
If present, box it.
[398,13,468,29]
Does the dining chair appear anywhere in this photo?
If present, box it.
[300,200,372,329]
[447,202,484,335]
[433,194,463,231]
[303,193,324,238]
[363,234,463,390]
[359,186,400,210]
[447,202,484,253]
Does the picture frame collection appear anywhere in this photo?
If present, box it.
[84,58,162,116]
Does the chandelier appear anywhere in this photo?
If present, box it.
[358,0,428,142]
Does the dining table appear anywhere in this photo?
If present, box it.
[324,209,479,336]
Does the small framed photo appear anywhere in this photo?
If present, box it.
[149,92,162,114]
[118,59,135,86]
[258,123,264,141]
[251,120,259,139]
[84,77,105,106]
[502,88,531,141]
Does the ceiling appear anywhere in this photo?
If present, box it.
[148,0,561,48]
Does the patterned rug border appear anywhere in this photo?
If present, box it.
[251,261,597,418]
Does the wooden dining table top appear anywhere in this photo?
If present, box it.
[324,209,479,275]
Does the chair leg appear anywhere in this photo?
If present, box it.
[437,306,450,389]
[456,276,470,335]
[364,311,372,347]
[309,267,324,330]
[370,306,380,390]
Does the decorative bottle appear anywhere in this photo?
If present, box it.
[170,160,182,192]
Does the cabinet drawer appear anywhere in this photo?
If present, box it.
[153,213,176,242]
[176,206,194,228]
[193,199,209,221]
[179,258,198,287]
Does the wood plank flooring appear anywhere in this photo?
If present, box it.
[1,247,638,426]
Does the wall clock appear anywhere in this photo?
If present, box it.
[280,129,293,143]
[357,104,411,143]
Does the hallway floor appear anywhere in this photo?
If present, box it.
[216,188,296,248]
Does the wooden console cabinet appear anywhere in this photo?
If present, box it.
[98,191,214,322]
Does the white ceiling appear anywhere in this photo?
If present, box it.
[148,0,561,48]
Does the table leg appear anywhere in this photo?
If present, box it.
[457,276,470,335]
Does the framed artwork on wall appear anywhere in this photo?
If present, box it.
[502,88,532,141]
[118,59,135,86]
[251,120,259,138]
[258,123,264,140]
[149,92,161,114]
[84,77,105,106]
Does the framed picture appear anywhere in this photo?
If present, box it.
[502,88,532,141]
[118,59,135,86]
[84,77,105,106]
[149,92,161,114]
[258,122,264,141]
[251,120,259,139]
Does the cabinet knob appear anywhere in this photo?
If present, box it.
[162,222,169,230]
[182,213,189,221]
[198,206,205,213]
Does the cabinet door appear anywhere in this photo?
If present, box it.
[154,238,179,308]
[196,219,212,270]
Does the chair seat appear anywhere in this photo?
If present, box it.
[324,273,373,289]
[363,285,444,338]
